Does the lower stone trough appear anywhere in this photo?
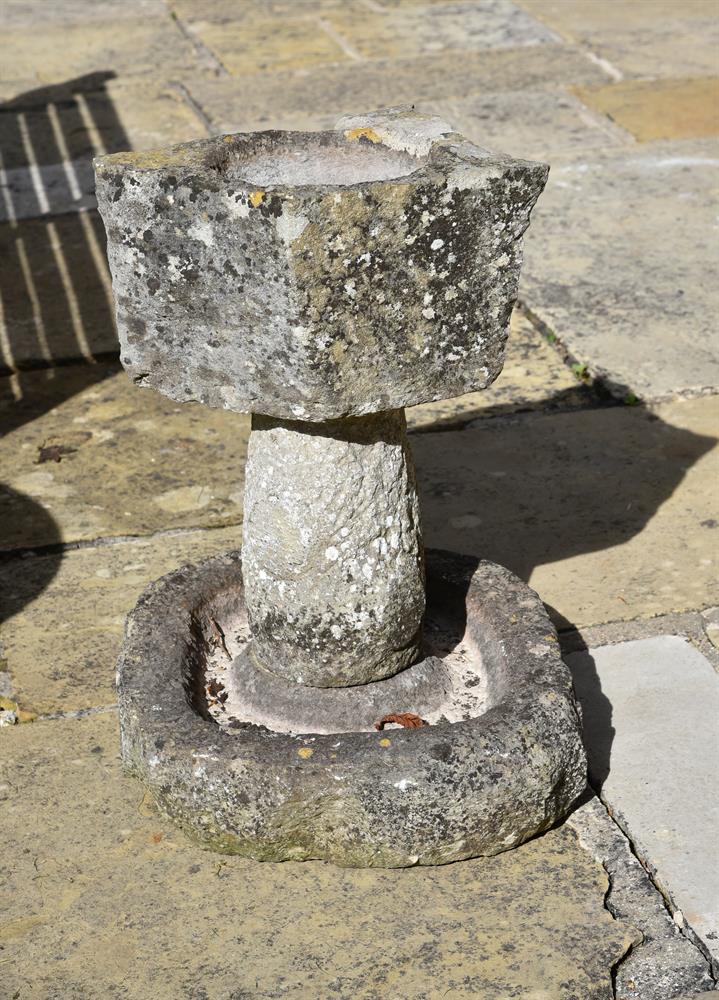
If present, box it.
[98,107,587,867]
[119,549,585,867]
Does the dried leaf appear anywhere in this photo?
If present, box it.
[36,443,76,464]
[374,712,426,731]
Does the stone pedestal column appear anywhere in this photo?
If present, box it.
[242,409,425,687]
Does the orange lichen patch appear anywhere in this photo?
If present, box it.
[344,127,381,144]
[249,190,265,208]
[297,747,314,759]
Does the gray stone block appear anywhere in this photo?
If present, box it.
[567,635,719,967]
[95,107,547,421]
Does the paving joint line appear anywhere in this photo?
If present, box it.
[316,17,363,61]
[0,520,244,564]
[592,781,719,982]
[168,9,229,77]
[168,80,216,136]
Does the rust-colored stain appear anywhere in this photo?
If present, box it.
[375,713,426,731]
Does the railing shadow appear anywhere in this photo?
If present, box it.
[0,72,126,434]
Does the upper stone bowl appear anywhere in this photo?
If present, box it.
[95,107,547,421]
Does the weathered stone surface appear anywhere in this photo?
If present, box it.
[0,526,240,715]
[0,0,167,26]
[574,77,719,143]
[521,139,719,400]
[519,0,719,79]
[568,797,715,999]
[407,309,592,430]
[243,410,424,686]
[413,396,718,630]
[419,88,631,161]
[95,108,547,420]
[566,636,719,965]
[0,364,248,548]
[188,15,351,74]
[0,17,203,86]
[183,43,610,133]
[118,549,586,865]
[0,714,635,1000]
[323,0,559,59]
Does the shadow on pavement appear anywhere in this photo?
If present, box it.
[412,401,715,788]
[0,487,62,627]
[0,72,126,433]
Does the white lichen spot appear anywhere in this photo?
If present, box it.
[276,211,309,245]
[394,779,417,791]
[430,238,445,251]
[325,546,340,561]
[422,307,435,320]
[344,280,357,299]
[188,219,214,247]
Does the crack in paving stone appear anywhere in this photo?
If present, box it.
[568,797,716,998]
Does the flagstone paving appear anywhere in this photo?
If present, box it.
[574,77,719,143]
[1,0,718,996]
[0,713,638,1000]
[414,395,718,631]
[520,138,719,401]
[0,526,240,715]
[567,637,719,967]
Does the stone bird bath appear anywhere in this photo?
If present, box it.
[95,108,586,867]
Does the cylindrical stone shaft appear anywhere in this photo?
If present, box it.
[242,409,425,687]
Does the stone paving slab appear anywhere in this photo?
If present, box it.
[188,15,350,74]
[519,0,719,79]
[418,87,632,161]
[0,0,168,26]
[322,0,559,59]
[185,43,609,133]
[520,138,719,401]
[568,796,715,999]
[169,0,357,23]
[0,712,638,999]
[407,310,591,430]
[1,17,202,87]
[574,77,719,144]
[0,525,240,715]
[1,364,248,549]
[566,636,719,966]
[412,396,718,630]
